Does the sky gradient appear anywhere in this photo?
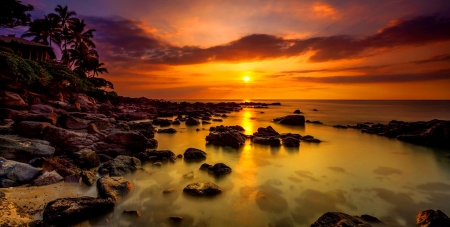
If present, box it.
[3,0,450,99]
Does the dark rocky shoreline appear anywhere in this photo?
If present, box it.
[1,90,449,226]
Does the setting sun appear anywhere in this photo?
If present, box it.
[243,76,250,82]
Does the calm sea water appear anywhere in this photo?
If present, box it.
[89,100,450,227]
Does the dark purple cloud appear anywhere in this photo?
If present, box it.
[282,65,389,74]
[294,68,450,83]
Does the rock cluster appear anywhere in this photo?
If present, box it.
[349,120,450,149]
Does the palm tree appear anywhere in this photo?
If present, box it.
[50,5,76,62]
[22,14,61,47]
[66,18,96,51]
[83,57,108,77]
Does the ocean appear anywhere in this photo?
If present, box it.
[85,100,450,227]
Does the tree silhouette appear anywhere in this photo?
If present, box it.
[0,0,34,28]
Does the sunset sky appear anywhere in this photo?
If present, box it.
[3,0,450,99]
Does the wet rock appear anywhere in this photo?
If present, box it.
[206,126,247,148]
[185,117,200,126]
[282,136,300,147]
[91,141,128,157]
[306,120,323,125]
[43,196,114,225]
[29,104,53,115]
[416,210,450,227]
[177,154,183,158]
[87,123,100,134]
[333,125,348,129]
[153,162,162,166]
[128,121,155,138]
[0,158,40,187]
[17,121,52,138]
[64,174,81,183]
[169,216,183,222]
[253,126,279,137]
[0,108,21,120]
[0,91,28,110]
[293,109,301,114]
[81,170,98,186]
[98,155,141,176]
[57,114,89,130]
[172,120,181,125]
[274,115,305,125]
[310,212,373,227]
[136,150,176,162]
[0,197,33,226]
[74,93,97,111]
[300,135,321,143]
[72,148,101,168]
[202,120,211,124]
[253,136,281,146]
[163,188,177,194]
[184,148,207,161]
[359,214,383,223]
[42,157,81,177]
[212,118,223,122]
[12,112,58,125]
[146,138,158,148]
[158,128,177,133]
[205,163,232,176]
[152,119,172,127]
[280,133,301,139]
[30,170,63,186]
[0,135,55,162]
[97,177,133,202]
[183,182,222,196]
[123,210,141,217]
[199,163,213,170]
[106,131,147,154]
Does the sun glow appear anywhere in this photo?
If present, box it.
[243,76,250,82]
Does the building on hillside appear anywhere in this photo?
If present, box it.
[0,35,56,62]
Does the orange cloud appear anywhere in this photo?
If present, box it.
[313,2,338,20]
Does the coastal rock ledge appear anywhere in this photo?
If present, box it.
[43,196,114,225]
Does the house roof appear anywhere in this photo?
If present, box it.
[0,35,56,59]
[0,35,52,48]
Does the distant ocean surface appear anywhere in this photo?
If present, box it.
[90,99,450,227]
[171,99,450,125]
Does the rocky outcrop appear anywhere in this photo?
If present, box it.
[281,136,300,147]
[81,170,98,186]
[42,157,81,178]
[205,126,247,148]
[98,155,141,176]
[185,117,200,126]
[97,177,133,202]
[0,91,28,110]
[253,126,279,137]
[184,148,207,161]
[57,114,89,130]
[74,93,97,111]
[252,136,281,146]
[42,196,114,225]
[128,121,155,138]
[136,150,176,162]
[16,121,52,138]
[43,125,104,152]
[350,120,450,149]
[274,115,305,125]
[146,138,158,148]
[201,163,232,176]
[183,182,222,196]
[106,131,147,154]
[416,210,450,227]
[0,157,40,187]
[158,128,177,133]
[0,135,55,162]
[30,170,63,186]
[72,148,101,169]
[310,212,374,227]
